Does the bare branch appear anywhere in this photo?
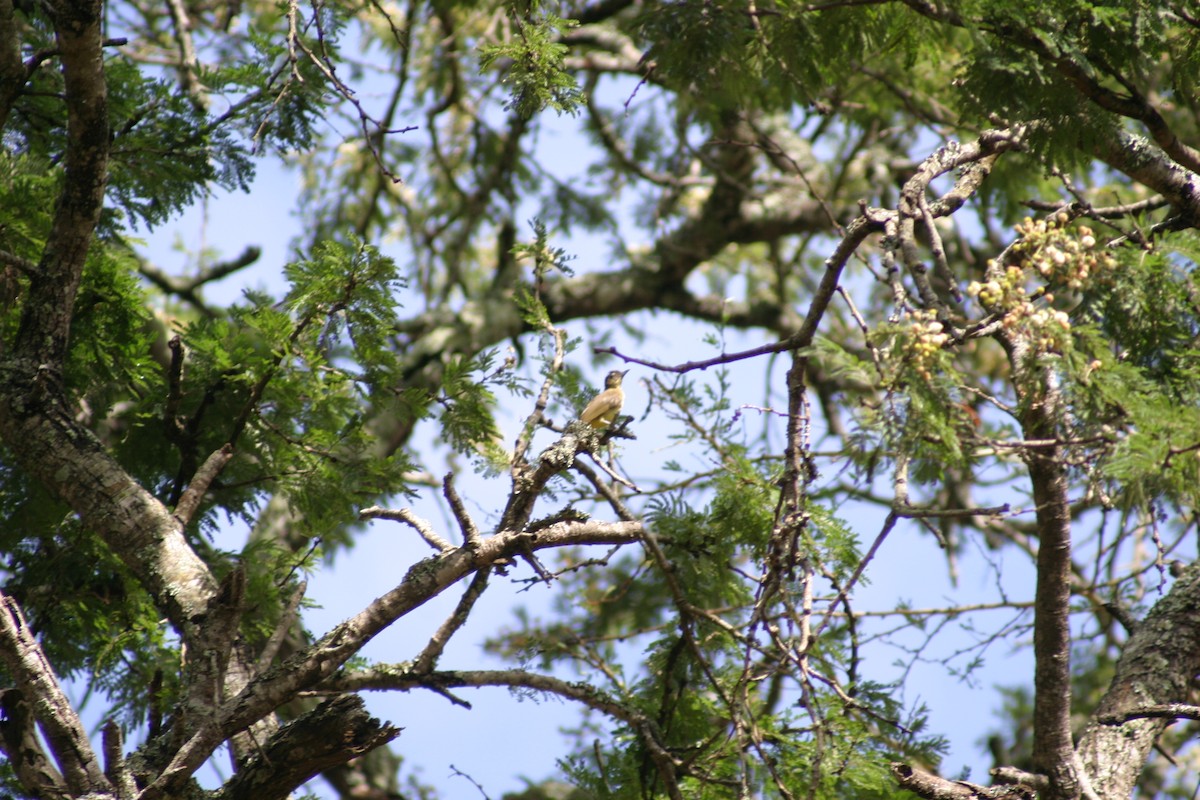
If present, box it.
[102,720,137,800]
[174,444,234,526]
[443,471,481,549]
[326,666,683,799]
[412,568,489,674]
[360,505,455,553]
[1097,703,1200,725]
[139,246,262,315]
[257,579,307,674]
[164,0,202,101]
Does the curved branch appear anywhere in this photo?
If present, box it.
[331,666,638,726]
[138,516,645,799]
[326,666,682,799]
[893,763,1034,800]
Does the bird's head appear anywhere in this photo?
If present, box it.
[605,369,629,388]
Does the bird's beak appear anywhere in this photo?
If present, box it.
[621,369,630,377]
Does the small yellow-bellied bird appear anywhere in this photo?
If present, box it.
[580,369,629,429]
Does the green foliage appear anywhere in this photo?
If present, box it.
[852,314,975,484]
[514,218,577,285]
[649,490,749,608]
[284,238,406,389]
[0,153,58,267]
[635,2,936,120]
[479,6,585,119]
[807,503,861,584]
[106,60,254,229]
[1085,239,1200,391]
[8,0,1200,796]
[199,29,323,155]
[66,245,158,403]
[1059,238,1200,510]
[438,350,509,475]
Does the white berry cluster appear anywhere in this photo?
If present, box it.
[966,213,1115,351]
[1011,214,1115,289]
[904,308,951,382]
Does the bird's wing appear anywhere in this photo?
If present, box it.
[580,392,621,425]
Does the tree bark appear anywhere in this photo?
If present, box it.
[1077,563,1200,799]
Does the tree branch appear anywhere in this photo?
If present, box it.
[1097,703,1200,725]
[325,666,683,799]
[139,246,262,315]
[1077,562,1200,798]
[173,443,234,526]
[0,593,110,794]
[16,0,110,365]
[1092,129,1200,227]
[412,568,490,674]
[220,694,400,800]
[0,688,68,800]
[137,515,645,800]
[360,505,456,553]
[1010,337,1080,800]
[892,763,1034,800]
[0,376,219,631]
[102,720,137,800]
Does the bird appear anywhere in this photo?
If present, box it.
[580,369,629,429]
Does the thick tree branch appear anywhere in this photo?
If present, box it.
[1010,337,1080,800]
[1092,129,1200,227]
[1077,562,1200,799]
[0,688,68,800]
[221,694,400,800]
[15,0,109,365]
[0,593,110,795]
[0,377,219,630]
